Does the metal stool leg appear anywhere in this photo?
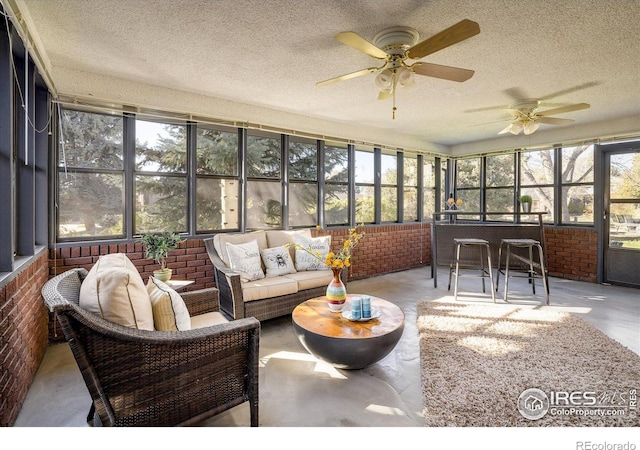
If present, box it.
[536,243,549,305]
[495,242,504,292]
[528,244,536,295]
[485,243,496,303]
[503,244,511,302]
[448,242,457,291]
[480,245,486,293]
[453,243,462,301]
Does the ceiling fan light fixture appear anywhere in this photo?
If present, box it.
[508,121,523,135]
[375,68,394,90]
[523,121,539,135]
[397,67,414,87]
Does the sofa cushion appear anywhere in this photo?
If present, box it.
[266,229,311,261]
[226,239,265,282]
[283,270,334,291]
[79,253,154,330]
[261,246,297,277]
[147,277,191,331]
[213,230,268,267]
[190,312,229,329]
[293,235,331,271]
[241,276,299,302]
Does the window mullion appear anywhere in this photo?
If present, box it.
[124,112,135,237]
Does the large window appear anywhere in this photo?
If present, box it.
[58,110,125,238]
[54,102,611,245]
[246,131,282,229]
[289,137,318,227]
[423,155,437,220]
[381,150,398,222]
[355,147,375,224]
[485,153,515,220]
[134,119,188,233]
[403,153,418,222]
[196,125,239,231]
[455,157,481,217]
[561,144,594,225]
[520,148,555,223]
[324,142,349,226]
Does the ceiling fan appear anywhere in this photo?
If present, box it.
[316,19,480,119]
[498,99,590,135]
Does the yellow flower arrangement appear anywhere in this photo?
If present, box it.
[292,225,365,270]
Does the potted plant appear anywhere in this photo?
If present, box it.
[519,194,533,213]
[139,231,182,282]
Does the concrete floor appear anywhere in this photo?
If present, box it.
[14,266,640,428]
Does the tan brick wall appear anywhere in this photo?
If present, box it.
[0,251,50,427]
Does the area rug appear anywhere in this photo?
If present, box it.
[417,300,639,426]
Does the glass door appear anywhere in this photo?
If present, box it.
[602,144,640,287]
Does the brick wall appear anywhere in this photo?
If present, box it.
[0,251,50,427]
[316,224,432,281]
[544,227,598,283]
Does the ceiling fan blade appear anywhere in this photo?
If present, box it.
[406,19,480,60]
[535,116,575,125]
[412,62,474,82]
[335,32,388,60]
[536,103,590,117]
[316,67,379,87]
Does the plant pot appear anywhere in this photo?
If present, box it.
[521,202,532,213]
[153,268,172,282]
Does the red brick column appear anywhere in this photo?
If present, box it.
[544,227,598,283]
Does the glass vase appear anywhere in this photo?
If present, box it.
[326,268,347,312]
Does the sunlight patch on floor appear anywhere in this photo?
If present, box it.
[457,335,523,355]
[364,404,408,417]
[260,350,348,379]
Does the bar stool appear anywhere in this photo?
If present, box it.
[495,239,549,305]
[448,238,496,302]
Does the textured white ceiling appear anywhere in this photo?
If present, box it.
[11,0,640,154]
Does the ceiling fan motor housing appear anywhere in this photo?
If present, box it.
[510,99,541,115]
[373,26,419,57]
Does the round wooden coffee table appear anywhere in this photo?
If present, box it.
[291,295,405,369]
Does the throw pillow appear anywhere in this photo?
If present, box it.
[226,239,265,282]
[147,277,191,331]
[261,246,297,277]
[294,235,331,271]
[79,253,154,330]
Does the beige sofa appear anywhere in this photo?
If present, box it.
[204,229,345,321]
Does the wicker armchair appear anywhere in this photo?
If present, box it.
[41,268,260,427]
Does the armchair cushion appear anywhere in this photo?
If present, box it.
[190,311,229,329]
[147,276,191,331]
[79,253,154,331]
